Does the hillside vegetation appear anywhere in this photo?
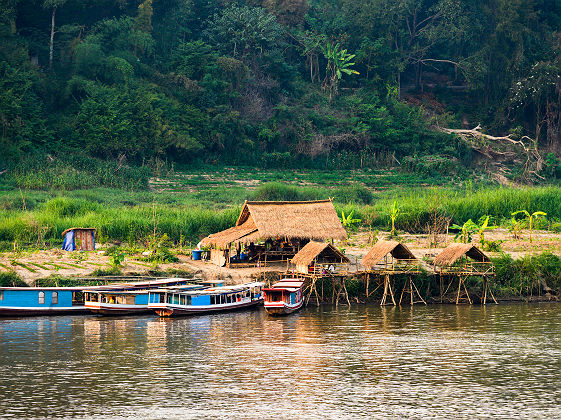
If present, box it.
[2,0,561,182]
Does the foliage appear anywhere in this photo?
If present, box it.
[3,0,561,171]
[109,252,125,267]
[494,253,561,297]
[451,219,478,244]
[389,201,400,236]
[511,210,547,243]
[0,271,27,287]
[340,209,361,230]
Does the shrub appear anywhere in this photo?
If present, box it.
[333,185,373,205]
[0,271,28,287]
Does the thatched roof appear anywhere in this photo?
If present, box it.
[433,243,490,266]
[200,218,257,248]
[202,200,347,248]
[291,241,350,266]
[61,227,96,237]
[362,240,416,269]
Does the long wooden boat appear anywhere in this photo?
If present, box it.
[0,277,195,317]
[263,279,305,316]
[84,284,207,315]
[148,282,264,317]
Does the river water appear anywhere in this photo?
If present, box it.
[1,303,560,419]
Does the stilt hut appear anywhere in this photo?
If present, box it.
[62,228,96,251]
[361,240,424,306]
[290,241,351,307]
[433,243,496,304]
[200,200,347,267]
[291,241,350,275]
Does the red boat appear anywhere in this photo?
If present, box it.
[263,279,305,316]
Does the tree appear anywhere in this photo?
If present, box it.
[203,5,285,63]
[42,0,67,71]
[321,41,359,98]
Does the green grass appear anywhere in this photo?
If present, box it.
[1,166,560,249]
[10,262,37,272]
[28,262,52,270]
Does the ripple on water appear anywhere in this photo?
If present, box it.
[0,303,561,418]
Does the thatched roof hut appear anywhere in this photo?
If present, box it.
[201,200,347,249]
[362,240,416,270]
[291,241,350,275]
[433,243,490,267]
[292,241,350,266]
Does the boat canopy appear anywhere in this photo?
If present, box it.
[152,282,264,296]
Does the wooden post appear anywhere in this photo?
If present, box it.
[399,276,426,306]
[380,274,396,306]
[456,275,472,305]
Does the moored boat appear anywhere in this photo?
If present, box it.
[0,277,195,317]
[0,286,92,316]
[148,282,264,317]
[84,284,207,315]
[263,279,305,316]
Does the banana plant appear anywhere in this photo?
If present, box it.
[476,215,497,246]
[322,41,359,98]
[511,210,547,243]
[451,219,479,244]
[341,210,361,231]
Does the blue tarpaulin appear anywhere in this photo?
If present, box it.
[62,231,76,251]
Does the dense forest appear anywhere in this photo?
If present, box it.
[2,0,561,180]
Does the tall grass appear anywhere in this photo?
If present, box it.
[357,186,561,231]
[1,177,560,249]
[5,156,151,190]
[252,182,373,205]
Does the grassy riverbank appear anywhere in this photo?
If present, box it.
[1,169,560,249]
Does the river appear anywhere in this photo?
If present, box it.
[1,303,560,419]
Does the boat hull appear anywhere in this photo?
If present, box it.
[264,299,303,316]
[152,298,263,317]
[0,306,89,316]
[86,304,152,316]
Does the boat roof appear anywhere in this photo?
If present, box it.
[271,280,304,288]
[153,282,264,295]
[84,284,205,295]
[196,279,224,284]
[0,277,194,292]
[264,287,301,292]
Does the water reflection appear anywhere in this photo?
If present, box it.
[0,303,560,418]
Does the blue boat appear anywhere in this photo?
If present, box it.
[84,284,210,315]
[0,278,198,317]
[0,286,91,316]
[147,282,264,317]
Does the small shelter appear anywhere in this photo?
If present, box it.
[362,240,424,306]
[62,228,96,251]
[362,240,419,273]
[433,243,495,304]
[291,241,350,275]
[200,200,347,267]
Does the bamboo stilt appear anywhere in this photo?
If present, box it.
[399,276,427,306]
[456,275,472,304]
[380,274,396,306]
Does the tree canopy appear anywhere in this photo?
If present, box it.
[1,0,561,179]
